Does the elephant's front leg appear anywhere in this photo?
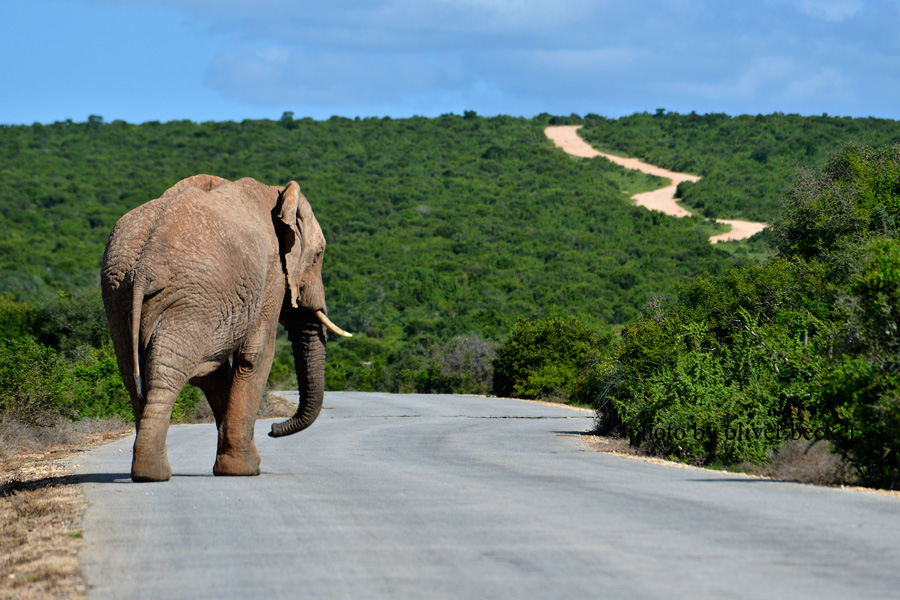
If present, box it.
[212,336,275,476]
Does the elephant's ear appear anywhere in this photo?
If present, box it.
[278,181,304,308]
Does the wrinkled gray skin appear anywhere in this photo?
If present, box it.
[101,175,332,482]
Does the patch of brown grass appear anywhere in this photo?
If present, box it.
[0,417,130,600]
[174,390,295,425]
[751,439,852,486]
[574,432,636,455]
[259,391,301,419]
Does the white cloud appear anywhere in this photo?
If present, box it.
[793,0,864,22]
[431,0,596,29]
[733,56,800,98]
[784,66,848,101]
[203,43,468,106]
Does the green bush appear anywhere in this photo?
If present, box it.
[596,254,835,465]
[31,289,109,356]
[492,316,612,403]
[0,336,67,422]
[0,336,131,423]
[795,147,900,487]
[818,356,900,487]
[0,289,134,423]
[67,345,133,419]
[818,238,900,487]
[402,335,497,395]
[170,384,207,424]
[610,310,830,465]
[0,287,220,425]
[0,293,35,341]
[775,144,900,264]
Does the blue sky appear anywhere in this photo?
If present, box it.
[2,0,898,125]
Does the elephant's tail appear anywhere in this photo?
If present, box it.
[130,274,145,403]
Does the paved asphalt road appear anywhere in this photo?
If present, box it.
[70,392,900,599]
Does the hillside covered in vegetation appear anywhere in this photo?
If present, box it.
[1,112,745,393]
[4,111,900,486]
[580,110,900,221]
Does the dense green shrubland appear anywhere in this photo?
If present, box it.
[0,113,729,310]
[598,259,834,465]
[0,291,203,425]
[0,291,128,423]
[580,111,900,221]
[2,112,748,398]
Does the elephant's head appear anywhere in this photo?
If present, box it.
[269,182,350,438]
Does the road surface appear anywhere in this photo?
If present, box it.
[71,393,900,599]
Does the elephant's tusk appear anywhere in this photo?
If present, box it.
[316,310,353,337]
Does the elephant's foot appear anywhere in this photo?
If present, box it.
[131,453,173,482]
[213,449,261,476]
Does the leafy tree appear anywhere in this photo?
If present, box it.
[280,111,298,129]
[775,144,900,264]
[493,316,613,403]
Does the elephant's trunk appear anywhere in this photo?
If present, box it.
[269,312,327,438]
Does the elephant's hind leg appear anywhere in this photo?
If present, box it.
[131,387,179,482]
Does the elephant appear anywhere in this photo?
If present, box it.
[100,174,350,482]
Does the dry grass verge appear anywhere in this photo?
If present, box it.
[578,433,900,496]
[743,439,859,486]
[0,417,130,600]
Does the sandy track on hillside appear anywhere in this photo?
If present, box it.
[545,125,767,243]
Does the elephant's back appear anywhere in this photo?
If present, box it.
[154,182,276,277]
[102,179,279,307]
[142,184,279,356]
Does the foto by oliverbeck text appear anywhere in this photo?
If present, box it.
[641,423,853,443]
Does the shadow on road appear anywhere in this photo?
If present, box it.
[689,477,795,485]
[1,472,131,496]
[1,470,222,495]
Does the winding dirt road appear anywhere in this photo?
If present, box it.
[545,125,767,243]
